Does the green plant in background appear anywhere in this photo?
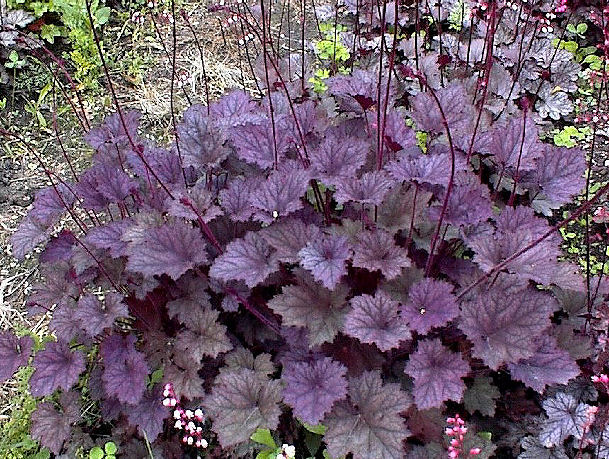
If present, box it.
[553,125,590,147]
[8,0,111,90]
[88,441,117,459]
[448,0,471,32]
[308,21,351,93]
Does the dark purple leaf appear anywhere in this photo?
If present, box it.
[126,386,169,441]
[101,334,149,405]
[324,371,411,459]
[49,302,84,341]
[210,90,260,127]
[177,104,229,168]
[75,167,111,210]
[30,184,74,226]
[298,234,351,290]
[379,109,417,152]
[95,165,138,203]
[27,266,79,313]
[204,369,283,448]
[260,218,321,263]
[252,165,309,223]
[309,130,369,183]
[485,116,542,171]
[459,285,557,370]
[410,83,473,135]
[268,269,349,346]
[282,356,348,425]
[30,340,86,396]
[386,149,466,187]
[10,216,50,260]
[219,177,257,222]
[126,220,208,280]
[344,292,410,352]
[508,335,580,393]
[519,436,569,459]
[230,120,289,168]
[209,231,280,288]
[405,338,470,409]
[334,171,393,206]
[223,347,275,377]
[84,220,131,258]
[0,332,33,383]
[85,111,140,155]
[175,308,233,363]
[352,229,410,280]
[127,144,184,187]
[30,401,72,454]
[39,230,76,263]
[526,145,586,208]
[74,293,128,337]
[429,172,492,226]
[167,183,223,222]
[163,361,205,400]
[400,278,459,334]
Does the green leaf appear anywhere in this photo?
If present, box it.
[250,428,277,449]
[577,23,588,34]
[149,368,163,387]
[478,431,492,441]
[95,6,111,25]
[255,451,276,459]
[104,441,117,454]
[32,449,51,459]
[302,421,327,435]
[566,24,577,34]
[89,446,104,459]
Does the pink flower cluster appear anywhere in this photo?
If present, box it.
[555,0,568,13]
[446,415,481,458]
[592,373,609,391]
[162,383,209,449]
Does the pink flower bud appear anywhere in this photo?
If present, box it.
[470,447,482,455]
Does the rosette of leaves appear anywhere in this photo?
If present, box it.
[1,26,594,458]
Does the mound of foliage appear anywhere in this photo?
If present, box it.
[3,0,609,457]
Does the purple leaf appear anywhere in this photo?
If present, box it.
[324,371,411,459]
[268,269,349,346]
[352,229,410,280]
[539,392,592,447]
[85,111,140,157]
[84,220,131,258]
[30,401,72,454]
[101,334,149,405]
[0,332,33,383]
[127,145,184,187]
[126,386,169,442]
[10,216,50,260]
[468,206,563,284]
[30,184,74,226]
[175,308,233,363]
[177,104,229,168]
[386,149,466,187]
[459,285,557,370]
[163,361,205,400]
[75,166,111,210]
[204,369,283,448]
[400,278,459,334]
[508,335,580,393]
[282,356,348,425]
[166,294,212,324]
[27,266,79,313]
[309,130,369,183]
[167,184,223,222]
[126,220,208,280]
[334,171,393,205]
[39,230,76,263]
[252,165,309,223]
[75,293,128,337]
[49,302,84,341]
[219,177,257,222]
[210,90,260,127]
[344,292,410,352]
[519,436,569,459]
[210,231,280,288]
[429,172,492,226]
[30,340,86,396]
[405,338,470,409]
[526,145,586,208]
[485,116,542,171]
[260,219,321,263]
[95,165,138,203]
[298,234,351,290]
[230,120,289,168]
[378,109,417,153]
[410,83,473,135]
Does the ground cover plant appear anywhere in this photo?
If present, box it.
[4,0,609,457]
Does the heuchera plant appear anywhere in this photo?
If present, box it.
[4,0,609,457]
